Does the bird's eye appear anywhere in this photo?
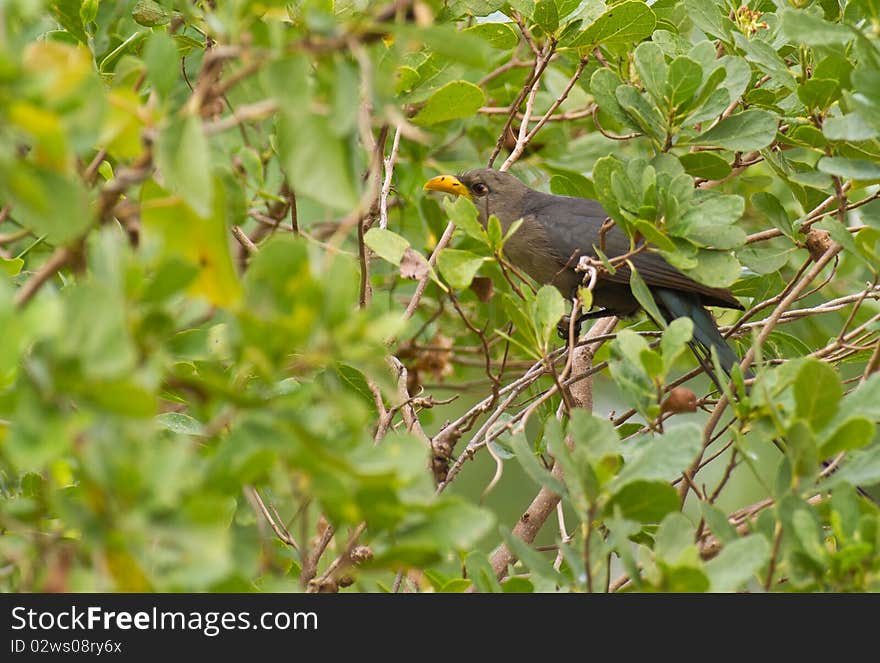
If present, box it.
[471,182,489,196]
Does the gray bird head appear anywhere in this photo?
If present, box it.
[423,168,529,232]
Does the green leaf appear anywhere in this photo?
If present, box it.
[666,57,703,110]
[141,179,242,307]
[733,34,797,91]
[155,412,205,436]
[412,81,486,126]
[819,417,875,457]
[572,1,656,47]
[590,68,635,129]
[671,193,745,249]
[156,114,213,217]
[679,249,741,288]
[631,219,676,252]
[0,256,24,276]
[752,192,793,238]
[797,78,839,110]
[629,266,665,327]
[787,419,819,480]
[501,577,535,593]
[794,359,841,430]
[738,240,798,275]
[639,348,664,379]
[614,424,702,489]
[0,164,91,244]
[50,0,88,42]
[264,55,309,111]
[661,317,693,374]
[278,111,357,211]
[615,85,665,141]
[654,512,697,564]
[822,113,878,142]
[364,228,410,265]
[634,42,667,105]
[705,536,770,592]
[694,110,778,152]
[607,480,680,523]
[500,528,566,585]
[442,196,486,245]
[533,0,559,33]
[392,24,490,67]
[452,0,506,17]
[678,152,732,180]
[699,502,738,544]
[684,0,731,40]
[437,249,486,288]
[509,428,567,495]
[568,409,620,466]
[656,564,710,592]
[392,498,495,562]
[535,285,566,347]
[464,22,519,49]
[549,173,593,198]
[817,157,880,181]
[780,8,854,46]
[143,32,179,101]
[438,578,473,593]
[58,281,137,380]
[823,445,880,489]
[827,373,880,431]
[464,551,501,593]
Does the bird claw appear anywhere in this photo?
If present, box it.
[556,315,583,342]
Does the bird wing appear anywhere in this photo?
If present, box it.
[524,192,742,310]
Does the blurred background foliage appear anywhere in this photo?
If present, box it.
[0,0,879,592]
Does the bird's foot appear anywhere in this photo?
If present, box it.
[556,308,616,342]
[557,315,584,341]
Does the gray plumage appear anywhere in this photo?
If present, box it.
[455,168,745,379]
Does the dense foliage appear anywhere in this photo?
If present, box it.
[1,0,879,592]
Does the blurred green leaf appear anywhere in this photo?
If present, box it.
[817,157,880,181]
[364,228,410,265]
[413,81,486,126]
[437,249,486,288]
[613,424,702,489]
[819,417,875,457]
[660,317,693,374]
[535,285,565,348]
[780,9,854,46]
[464,23,519,50]
[705,536,770,592]
[278,110,357,212]
[822,113,878,142]
[607,480,680,523]
[143,32,179,101]
[794,359,841,430]
[155,413,205,436]
[156,114,213,217]
[141,179,241,307]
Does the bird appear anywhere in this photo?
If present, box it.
[424,168,746,385]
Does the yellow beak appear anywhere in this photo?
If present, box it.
[423,175,470,198]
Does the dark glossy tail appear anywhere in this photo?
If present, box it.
[653,288,749,390]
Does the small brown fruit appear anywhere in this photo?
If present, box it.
[661,387,698,414]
